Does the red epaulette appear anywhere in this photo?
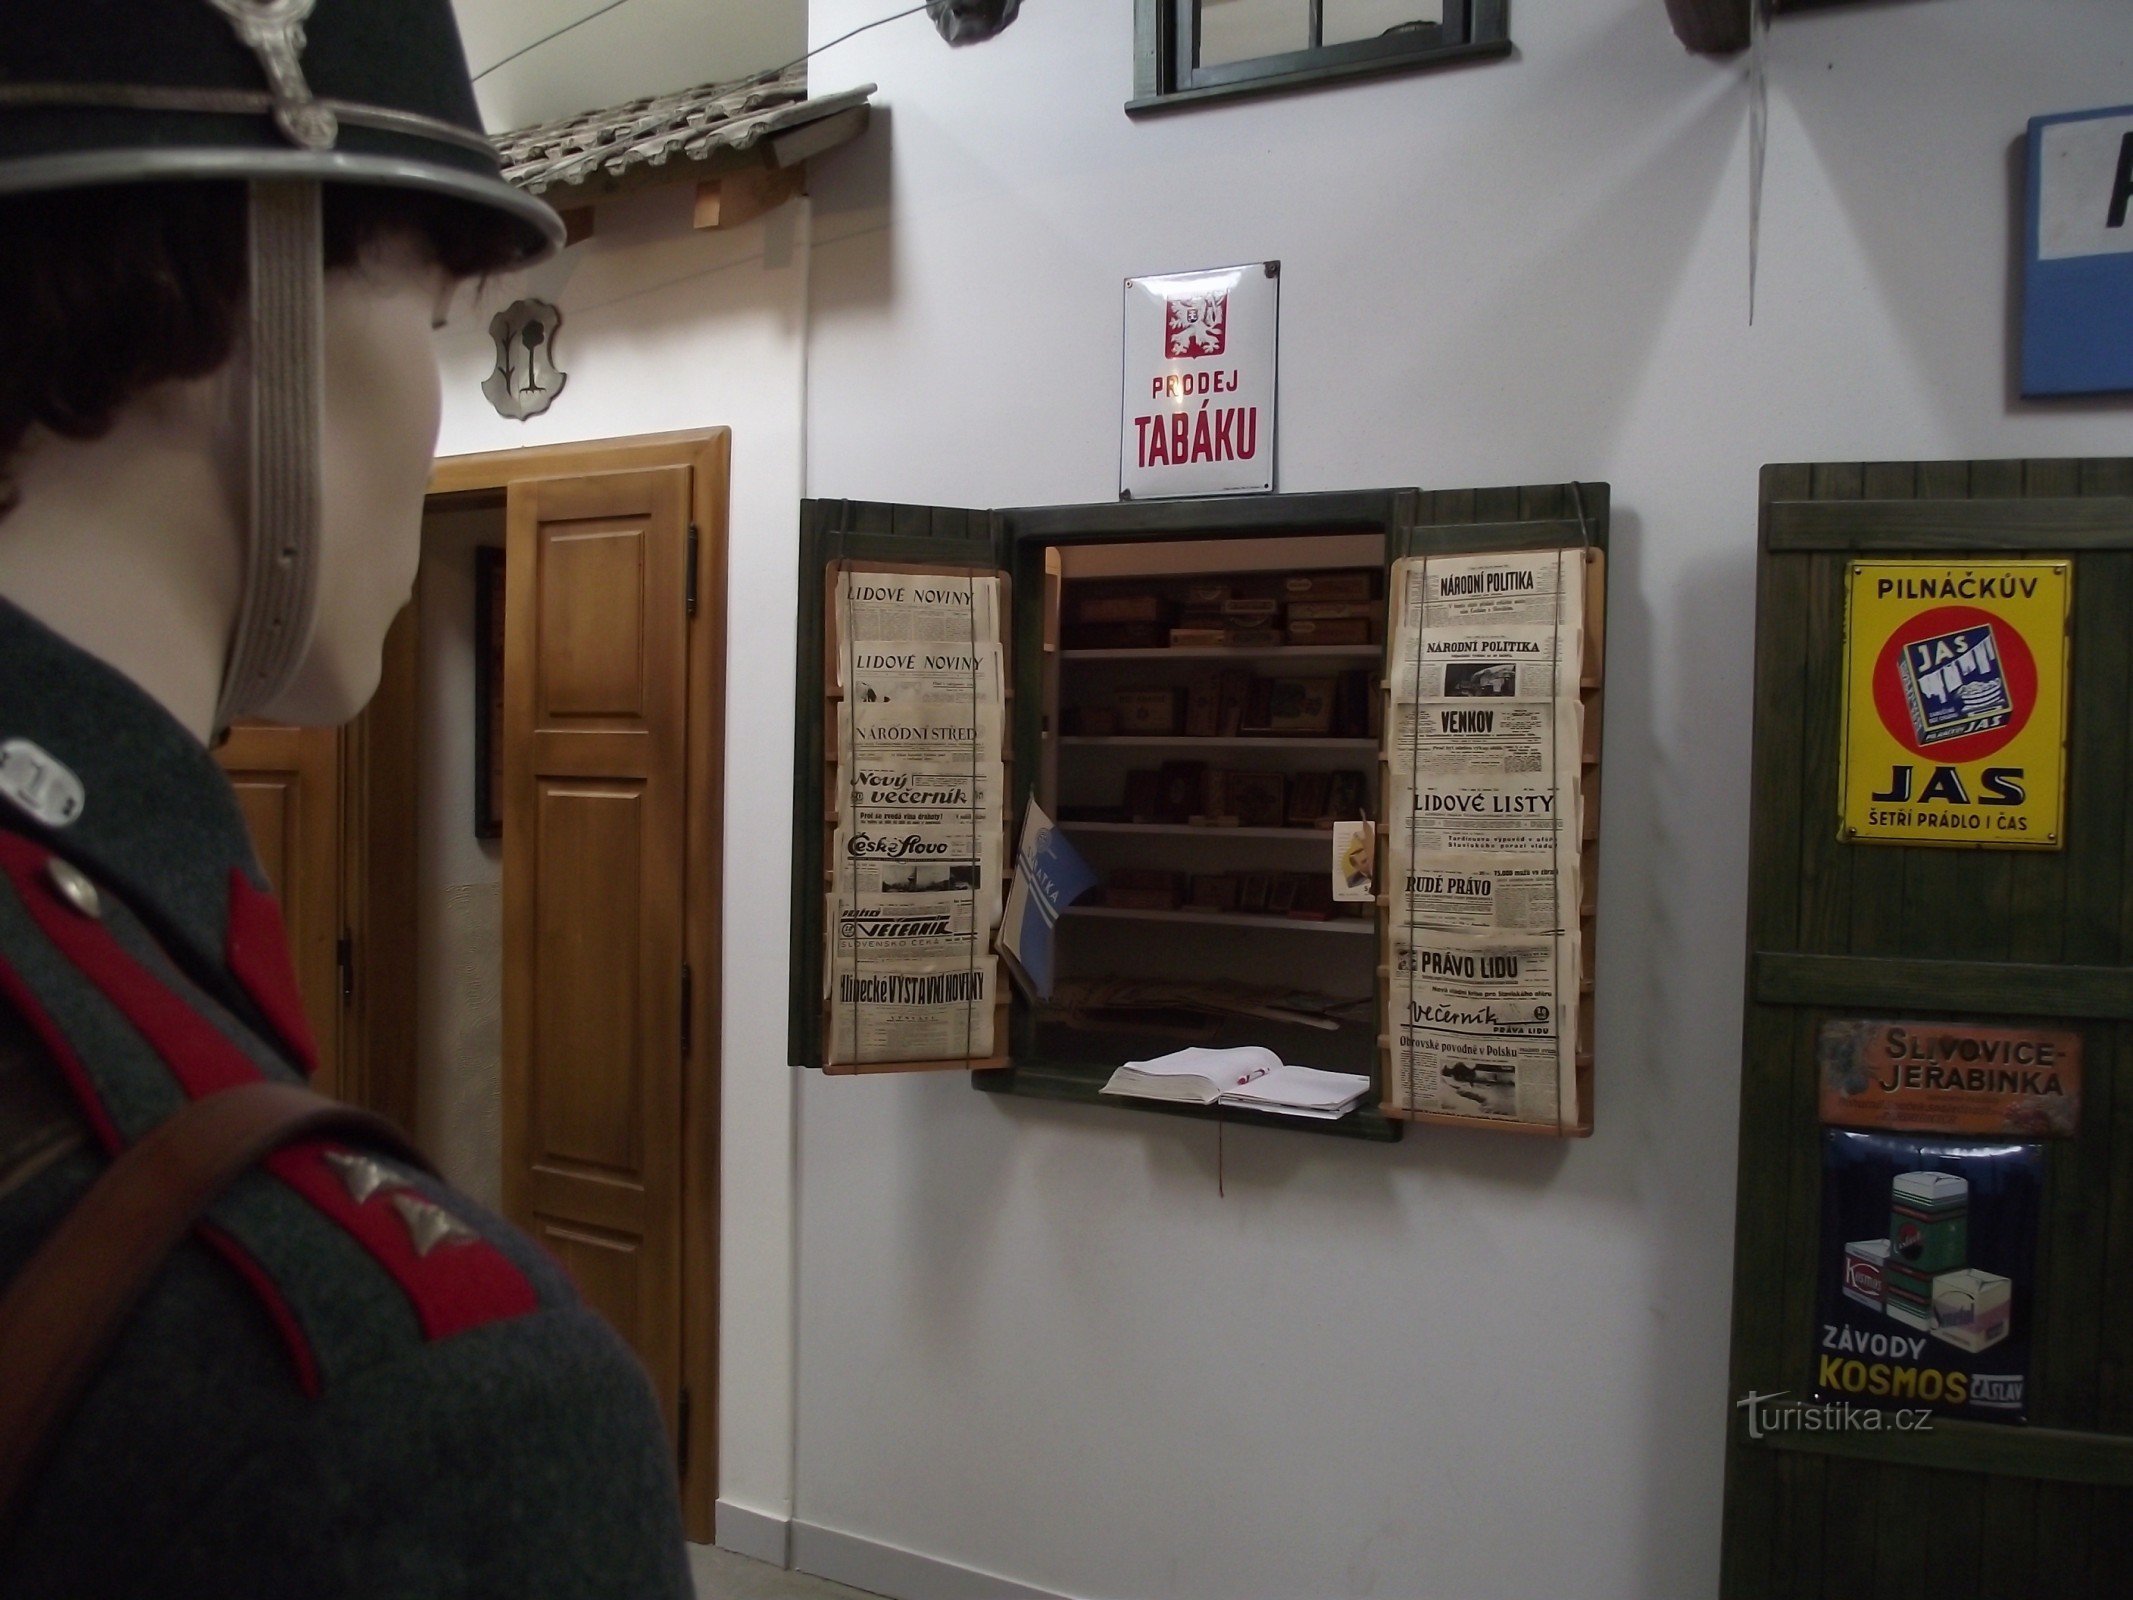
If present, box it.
[0,832,542,1397]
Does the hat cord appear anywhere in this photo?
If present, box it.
[214,178,324,732]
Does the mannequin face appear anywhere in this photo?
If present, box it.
[258,232,453,725]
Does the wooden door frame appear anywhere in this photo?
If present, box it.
[428,429,729,1542]
[342,605,420,1129]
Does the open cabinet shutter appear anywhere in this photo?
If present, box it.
[1722,458,2133,1597]
[1386,481,1608,1136]
[502,466,689,1430]
[789,498,1004,1067]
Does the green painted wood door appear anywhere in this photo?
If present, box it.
[1722,458,2133,1599]
[787,497,1003,1068]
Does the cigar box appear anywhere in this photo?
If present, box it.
[1122,769,1163,822]
[1188,873,1239,912]
[1184,675,1221,737]
[1266,676,1337,735]
[1285,771,1330,827]
[1169,616,1230,646]
[1114,687,1181,735]
[1106,868,1182,911]
[1066,621,1166,650]
[1843,1239,1890,1312]
[1286,600,1384,622]
[1155,760,1209,823]
[1285,617,1373,646]
[1223,770,1287,828]
[1215,670,1251,735]
[1076,590,1167,625]
[1286,873,1335,921]
[1325,770,1368,820]
[1890,1171,1969,1276]
[1929,1269,2011,1353]
[1282,571,1374,602]
[1883,1260,1935,1330]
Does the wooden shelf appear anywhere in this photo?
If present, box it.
[1057,735,1378,749]
[1060,644,1382,662]
[1062,822,1340,841]
[1064,905,1374,935]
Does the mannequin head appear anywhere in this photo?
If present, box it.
[0,181,520,739]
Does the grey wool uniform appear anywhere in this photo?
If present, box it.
[0,599,692,1597]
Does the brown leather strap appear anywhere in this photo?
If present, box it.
[0,1082,430,1525]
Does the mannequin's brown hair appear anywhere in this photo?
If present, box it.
[0,180,522,514]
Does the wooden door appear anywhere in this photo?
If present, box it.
[1722,458,2133,1597]
[502,466,690,1429]
[217,721,343,1095]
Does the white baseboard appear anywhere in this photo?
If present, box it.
[791,1519,1074,1600]
[713,1498,793,1567]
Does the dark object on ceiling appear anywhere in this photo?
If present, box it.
[928,0,1023,46]
[1667,0,1867,56]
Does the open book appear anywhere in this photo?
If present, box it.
[1100,1046,1371,1120]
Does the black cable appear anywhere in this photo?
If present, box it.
[473,0,639,82]
[473,0,935,86]
[763,4,932,80]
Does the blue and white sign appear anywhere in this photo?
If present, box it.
[995,799,1097,1000]
[2024,104,2133,396]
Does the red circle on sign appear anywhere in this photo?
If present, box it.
[1871,604,2036,764]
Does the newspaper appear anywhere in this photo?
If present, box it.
[1383,548,1588,1127]
[828,957,998,1065]
[1390,626,1572,703]
[826,567,1009,1066]
[1390,853,1570,934]
[1389,931,1571,1124]
[1390,695,1580,781]
[840,759,1004,836]
[1391,549,1580,682]
[833,900,986,970]
[830,823,1003,919]
[837,572,1001,680]
[840,643,1003,746]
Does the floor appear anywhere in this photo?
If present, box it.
[689,1543,881,1600]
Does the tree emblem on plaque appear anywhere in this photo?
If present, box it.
[482,298,565,420]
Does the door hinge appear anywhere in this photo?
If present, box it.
[337,930,354,1005]
[686,523,700,617]
[680,962,693,1058]
[677,1385,691,1474]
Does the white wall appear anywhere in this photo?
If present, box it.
[430,182,811,1529]
[792,4,2133,1598]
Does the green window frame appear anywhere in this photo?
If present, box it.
[1130,0,1511,116]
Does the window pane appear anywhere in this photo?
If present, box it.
[1321,0,1443,48]
[1198,0,1309,67]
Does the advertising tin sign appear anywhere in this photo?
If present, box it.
[1818,1019,2081,1138]
[1120,262,1277,499]
[1839,560,2071,848]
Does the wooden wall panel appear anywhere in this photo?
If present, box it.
[1722,459,2133,1597]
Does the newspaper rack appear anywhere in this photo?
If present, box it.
[820,559,1014,1074]
[1375,547,1604,1138]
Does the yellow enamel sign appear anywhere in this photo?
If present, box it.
[1841,561,2070,849]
